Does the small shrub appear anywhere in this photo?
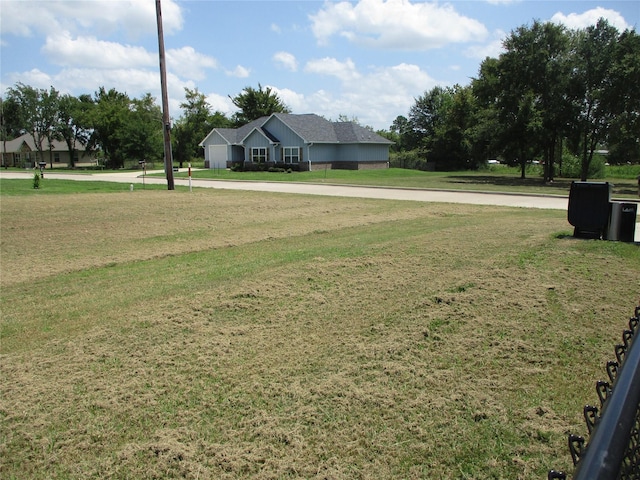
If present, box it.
[32,172,40,189]
[605,164,640,179]
[390,150,433,171]
[559,151,605,179]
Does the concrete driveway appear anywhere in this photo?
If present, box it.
[2,169,638,240]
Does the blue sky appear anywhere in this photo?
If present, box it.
[1,0,638,130]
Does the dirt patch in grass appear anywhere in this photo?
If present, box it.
[1,188,639,479]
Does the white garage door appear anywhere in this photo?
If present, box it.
[208,145,227,169]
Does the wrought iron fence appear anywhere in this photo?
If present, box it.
[549,305,640,480]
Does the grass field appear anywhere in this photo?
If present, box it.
[175,165,640,199]
[1,180,639,479]
[14,164,639,198]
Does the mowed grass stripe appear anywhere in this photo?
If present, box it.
[2,207,499,353]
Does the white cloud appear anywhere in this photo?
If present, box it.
[309,0,488,49]
[69,68,161,94]
[273,51,298,72]
[220,58,438,129]
[485,0,519,5]
[299,59,437,129]
[205,93,237,116]
[6,66,155,97]
[268,87,307,112]
[5,68,54,90]
[271,23,282,34]
[39,33,216,83]
[226,65,251,78]
[304,57,360,82]
[551,7,631,31]
[0,0,183,39]
[166,46,218,81]
[465,29,507,60]
[42,31,155,69]
[352,63,437,124]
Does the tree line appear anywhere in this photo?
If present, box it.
[1,18,638,179]
[0,83,289,169]
[386,19,640,180]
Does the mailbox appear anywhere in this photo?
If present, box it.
[38,161,47,178]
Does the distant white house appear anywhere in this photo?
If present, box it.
[199,113,393,171]
[0,132,94,168]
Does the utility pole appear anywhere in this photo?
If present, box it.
[155,0,175,190]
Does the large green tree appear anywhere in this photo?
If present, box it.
[87,87,130,168]
[173,87,230,167]
[573,19,621,181]
[230,83,290,126]
[124,93,164,165]
[495,21,573,181]
[5,83,60,167]
[607,28,640,164]
[407,85,479,170]
[408,86,449,146]
[433,84,479,170]
[474,54,543,179]
[88,88,163,169]
[389,115,414,152]
[0,96,24,166]
[56,93,92,168]
[40,87,61,168]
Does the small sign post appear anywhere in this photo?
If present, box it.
[139,160,146,189]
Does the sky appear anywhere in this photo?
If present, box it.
[1,0,638,131]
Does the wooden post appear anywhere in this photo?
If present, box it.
[155,0,175,190]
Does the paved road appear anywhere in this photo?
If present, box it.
[2,169,638,240]
[1,169,569,208]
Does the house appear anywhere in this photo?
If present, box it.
[0,132,94,168]
[199,113,393,171]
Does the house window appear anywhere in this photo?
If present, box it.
[283,147,300,163]
[251,147,268,163]
[54,153,61,163]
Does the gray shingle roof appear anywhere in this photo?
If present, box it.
[203,113,392,146]
[0,132,74,153]
[271,113,338,143]
[213,128,240,144]
[333,121,391,143]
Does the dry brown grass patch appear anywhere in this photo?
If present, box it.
[1,188,639,479]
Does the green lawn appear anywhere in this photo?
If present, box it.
[175,166,640,199]
[0,178,181,195]
[5,163,639,198]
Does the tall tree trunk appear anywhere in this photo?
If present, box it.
[547,134,556,183]
[557,137,563,177]
[581,130,589,181]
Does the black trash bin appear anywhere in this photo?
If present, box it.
[605,202,638,242]
[568,182,612,239]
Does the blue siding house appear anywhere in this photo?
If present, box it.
[199,113,392,170]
